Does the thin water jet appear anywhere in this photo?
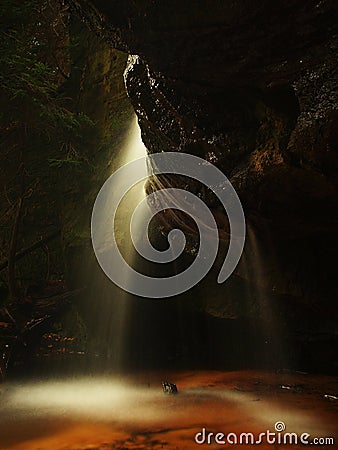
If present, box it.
[84,114,149,371]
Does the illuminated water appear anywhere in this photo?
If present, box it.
[84,115,149,369]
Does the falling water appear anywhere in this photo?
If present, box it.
[85,114,149,370]
[240,222,287,368]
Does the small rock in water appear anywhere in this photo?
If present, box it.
[162,381,178,395]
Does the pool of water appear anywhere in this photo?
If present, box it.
[0,370,337,449]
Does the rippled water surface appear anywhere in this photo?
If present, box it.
[0,371,337,449]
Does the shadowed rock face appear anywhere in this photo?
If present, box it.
[71,1,337,216]
[69,0,337,370]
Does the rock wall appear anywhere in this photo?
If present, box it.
[69,0,338,371]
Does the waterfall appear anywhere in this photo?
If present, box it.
[85,114,149,371]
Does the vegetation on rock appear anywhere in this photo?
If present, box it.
[0,0,133,377]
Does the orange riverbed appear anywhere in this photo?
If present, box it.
[0,370,337,449]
